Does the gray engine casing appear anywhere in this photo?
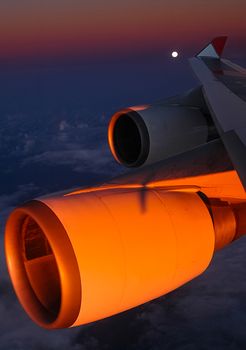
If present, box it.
[108,100,211,167]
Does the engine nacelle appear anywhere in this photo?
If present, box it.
[5,188,215,329]
[108,104,209,167]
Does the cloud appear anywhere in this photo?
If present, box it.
[0,183,40,212]
[22,148,118,175]
[58,120,70,132]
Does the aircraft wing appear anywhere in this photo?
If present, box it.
[190,37,246,189]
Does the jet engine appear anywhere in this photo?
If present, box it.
[5,171,243,330]
[108,103,210,167]
[6,188,216,329]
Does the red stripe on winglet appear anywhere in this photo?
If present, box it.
[212,36,228,57]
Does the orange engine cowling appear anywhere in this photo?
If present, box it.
[5,188,216,329]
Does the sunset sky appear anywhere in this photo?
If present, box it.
[0,0,245,61]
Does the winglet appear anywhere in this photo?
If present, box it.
[197,36,228,59]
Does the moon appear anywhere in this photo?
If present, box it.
[171,51,179,58]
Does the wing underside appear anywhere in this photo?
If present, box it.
[190,37,246,189]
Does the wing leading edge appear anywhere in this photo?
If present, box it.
[190,37,246,190]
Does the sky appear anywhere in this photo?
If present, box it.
[0,1,246,349]
[0,0,245,62]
